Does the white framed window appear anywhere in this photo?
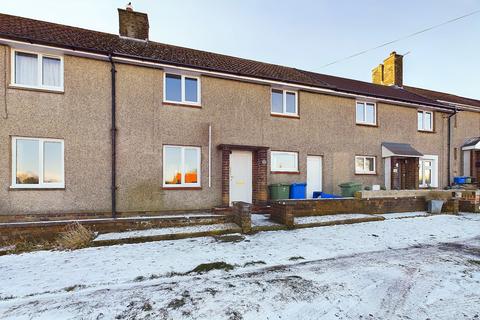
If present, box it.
[418,110,433,131]
[11,137,65,189]
[271,89,298,116]
[355,156,376,174]
[356,101,376,125]
[419,155,438,188]
[271,151,298,172]
[11,49,64,91]
[163,145,201,187]
[163,73,201,105]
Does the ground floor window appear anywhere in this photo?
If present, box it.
[419,155,438,188]
[11,137,64,188]
[355,156,376,174]
[163,145,201,187]
[270,151,298,172]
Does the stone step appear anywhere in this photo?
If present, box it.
[92,223,242,247]
[294,214,385,229]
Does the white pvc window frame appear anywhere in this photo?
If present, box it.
[10,49,64,92]
[271,89,298,116]
[355,156,376,174]
[11,137,65,189]
[163,73,201,106]
[417,110,433,132]
[162,145,201,188]
[356,101,377,125]
[271,151,299,172]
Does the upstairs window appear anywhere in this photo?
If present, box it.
[164,73,201,105]
[271,151,299,173]
[271,89,298,116]
[12,50,63,90]
[418,110,433,131]
[355,156,376,174]
[163,145,201,188]
[11,137,65,189]
[356,101,376,125]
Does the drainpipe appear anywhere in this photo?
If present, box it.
[447,108,458,187]
[109,54,117,218]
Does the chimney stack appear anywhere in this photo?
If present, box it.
[118,3,149,41]
[372,52,403,87]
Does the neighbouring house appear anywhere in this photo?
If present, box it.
[0,6,479,217]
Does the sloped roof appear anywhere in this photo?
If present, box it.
[462,137,480,148]
[382,142,423,157]
[0,12,453,110]
[404,86,480,110]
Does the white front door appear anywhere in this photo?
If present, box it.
[230,150,253,205]
[307,156,322,198]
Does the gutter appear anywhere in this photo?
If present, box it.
[447,108,459,186]
[109,54,117,218]
[0,36,455,113]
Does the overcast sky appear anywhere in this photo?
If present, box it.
[2,0,479,99]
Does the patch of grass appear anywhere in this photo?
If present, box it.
[2,237,55,255]
[134,276,146,282]
[288,256,305,261]
[243,260,266,267]
[56,222,94,250]
[214,235,245,243]
[189,261,235,274]
[142,302,153,311]
[468,259,480,266]
[63,284,86,292]
[0,295,15,301]
[167,291,190,310]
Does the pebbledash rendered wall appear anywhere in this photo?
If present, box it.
[0,44,453,215]
[451,110,480,178]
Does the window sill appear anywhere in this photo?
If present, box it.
[356,122,378,128]
[9,84,64,94]
[163,101,202,108]
[162,186,202,190]
[270,113,299,119]
[270,171,300,174]
[9,187,65,191]
[354,172,377,175]
[418,130,435,134]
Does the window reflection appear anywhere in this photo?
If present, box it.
[16,139,39,184]
[44,141,63,183]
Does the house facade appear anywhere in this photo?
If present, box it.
[0,7,479,216]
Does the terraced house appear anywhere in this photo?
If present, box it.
[0,6,479,218]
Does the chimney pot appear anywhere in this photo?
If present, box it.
[126,2,133,11]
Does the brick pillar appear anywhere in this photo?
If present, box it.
[232,201,252,233]
[271,202,294,228]
[221,149,230,207]
[255,149,268,204]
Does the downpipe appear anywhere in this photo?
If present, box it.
[447,108,458,187]
[109,54,117,218]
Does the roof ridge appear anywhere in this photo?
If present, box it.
[0,11,453,110]
[404,85,480,104]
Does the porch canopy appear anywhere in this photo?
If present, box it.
[461,137,480,150]
[382,142,423,158]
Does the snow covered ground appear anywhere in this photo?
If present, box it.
[1,213,480,319]
[295,213,374,224]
